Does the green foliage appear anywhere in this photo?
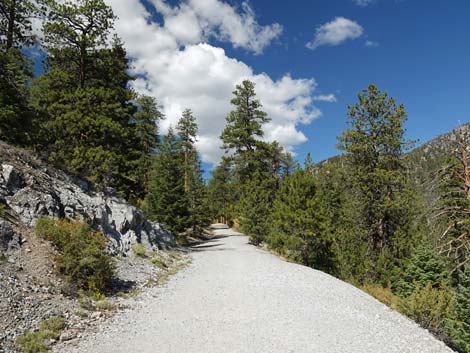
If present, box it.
[239,171,276,245]
[448,265,470,352]
[396,246,450,297]
[267,168,338,273]
[399,283,455,340]
[220,80,271,184]
[36,217,115,292]
[361,283,402,309]
[0,47,32,144]
[338,84,418,282]
[0,0,37,49]
[144,128,189,233]
[131,243,146,257]
[133,94,164,196]
[207,157,236,224]
[16,317,65,353]
[436,130,470,271]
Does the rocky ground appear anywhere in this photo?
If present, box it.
[0,224,189,353]
[56,228,454,353]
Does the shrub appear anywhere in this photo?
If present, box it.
[16,317,66,353]
[131,243,146,257]
[36,217,115,292]
[362,283,402,309]
[396,245,450,297]
[95,300,115,311]
[151,254,168,269]
[448,265,470,353]
[399,283,455,339]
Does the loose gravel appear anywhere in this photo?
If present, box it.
[58,229,454,353]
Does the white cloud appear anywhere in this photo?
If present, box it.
[107,0,321,165]
[306,17,363,50]
[151,0,283,54]
[314,94,337,103]
[352,0,374,6]
[365,40,379,47]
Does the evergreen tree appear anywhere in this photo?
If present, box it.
[0,0,37,144]
[338,84,416,281]
[144,128,188,233]
[268,168,337,273]
[132,94,164,196]
[32,1,139,198]
[0,0,37,50]
[177,108,198,193]
[186,156,210,235]
[207,157,235,224]
[449,265,470,353]
[436,128,470,271]
[220,80,270,184]
[396,246,450,297]
[239,170,276,245]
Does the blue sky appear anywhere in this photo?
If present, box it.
[32,0,470,168]
[219,0,470,163]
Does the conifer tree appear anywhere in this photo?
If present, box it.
[207,157,235,224]
[144,128,188,233]
[338,84,416,281]
[31,0,140,198]
[0,0,37,50]
[133,94,164,196]
[239,170,276,245]
[0,0,37,144]
[177,108,198,193]
[436,128,470,271]
[268,168,337,273]
[449,265,470,353]
[220,80,270,184]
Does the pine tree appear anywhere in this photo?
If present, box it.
[396,246,450,297]
[0,0,37,144]
[239,170,276,245]
[177,108,198,193]
[220,80,271,184]
[0,0,37,50]
[132,94,164,196]
[338,84,417,281]
[144,128,188,234]
[186,156,210,235]
[449,265,470,353]
[31,1,139,198]
[207,157,235,224]
[268,168,337,273]
[436,127,470,271]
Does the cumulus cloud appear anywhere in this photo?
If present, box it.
[107,0,321,165]
[306,17,363,50]
[151,0,283,54]
[314,94,337,103]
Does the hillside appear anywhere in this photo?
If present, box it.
[0,142,182,352]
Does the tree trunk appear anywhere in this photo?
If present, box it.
[6,0,16,50]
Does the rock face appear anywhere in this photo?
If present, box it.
[0,142,175,254]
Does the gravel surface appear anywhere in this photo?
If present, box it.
[59,229,454,353]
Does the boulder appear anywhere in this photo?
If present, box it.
[0,142,175,254]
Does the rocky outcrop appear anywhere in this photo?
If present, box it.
[0,142,175,254]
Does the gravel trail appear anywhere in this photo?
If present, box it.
[61,229,454,353]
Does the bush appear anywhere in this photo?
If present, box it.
[16,317,66,353]
[131,243,146,257]
[399,283,455,339]
[36,217,115,292]
[448,265,470,353]
[396,245,450,297]
[362,283,402,309]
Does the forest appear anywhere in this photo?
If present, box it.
[0,0,468,352]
